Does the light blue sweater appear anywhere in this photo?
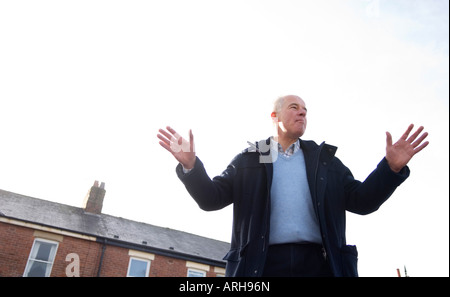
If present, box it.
[269,149,322,245]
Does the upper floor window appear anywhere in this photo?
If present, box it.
[23,239,59,277]
[186,261,209,277]
[127,257,150,277]
[187,268,206,277]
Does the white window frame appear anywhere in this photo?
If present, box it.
[23,238,59,277]
[126,257,151,277]
[187,268,207,277]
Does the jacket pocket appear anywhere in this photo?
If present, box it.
[222,244,248,277]
[340,245,358,277]
[223,249,239,261]
[223,249,240,277]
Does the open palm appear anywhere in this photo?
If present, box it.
[386,124,429,173]
[157,126,196,170]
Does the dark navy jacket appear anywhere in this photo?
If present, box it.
[176,138,410,277]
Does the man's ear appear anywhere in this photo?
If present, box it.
[271,112,278,123]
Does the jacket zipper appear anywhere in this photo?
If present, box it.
[313,144,328,260]
[249,140,271,253]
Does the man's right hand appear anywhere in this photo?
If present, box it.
[157,126,196,170]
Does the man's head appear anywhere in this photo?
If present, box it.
[272,95,308,140]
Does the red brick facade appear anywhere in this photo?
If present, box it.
[0,222,35,277]
[0,221,225,277]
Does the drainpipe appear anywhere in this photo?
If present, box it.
[97,239,107,277]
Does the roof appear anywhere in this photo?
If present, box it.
[0,189,230,265]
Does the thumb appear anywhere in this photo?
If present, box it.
[386,131,393,147]
[189,129,195,153]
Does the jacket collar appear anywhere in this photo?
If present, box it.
[245,137,337,159]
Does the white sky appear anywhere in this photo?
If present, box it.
[0,0,448,277]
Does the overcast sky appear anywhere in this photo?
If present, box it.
[1,0,448,277]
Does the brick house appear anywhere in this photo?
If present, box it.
[0,182,230,277]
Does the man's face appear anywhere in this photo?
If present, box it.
[275,96,308,139]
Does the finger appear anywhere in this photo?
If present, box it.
[157,133,172,147]
[386,131,393,147]
[160,128,183,147]
[157,132,180,155]
[400,124,414,141]
[166,126,181,141]
[407,126,424,143]
[413,140,429,155]
[158,140,173,154]
[189,129,195,153]
[158,128,175,142]
[411,131,428,148]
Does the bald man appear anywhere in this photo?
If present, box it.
[157,95,428,277]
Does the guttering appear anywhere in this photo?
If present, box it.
[95,236,226,268]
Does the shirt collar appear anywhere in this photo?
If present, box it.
[271,138,301,157]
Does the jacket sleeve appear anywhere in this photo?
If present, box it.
[176,156,235,211]
[344,157,410,215]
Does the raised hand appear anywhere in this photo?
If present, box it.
[157,126,196,170]
[385,124,429,173]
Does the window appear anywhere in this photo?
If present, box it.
[24,239,59,277]
[127,257,150,277]
[186,261,209,277]
[187,268,206,277]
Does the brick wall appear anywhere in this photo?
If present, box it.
[97,244,129,277]
[0,222,35,277]
[150,253,188,277]
[0,221,225,277]
[51,236,102,277]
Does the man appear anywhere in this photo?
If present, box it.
[157,95,429,277]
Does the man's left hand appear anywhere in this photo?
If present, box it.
[386,124,429,173]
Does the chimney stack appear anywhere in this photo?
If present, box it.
[83,180,106,214]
